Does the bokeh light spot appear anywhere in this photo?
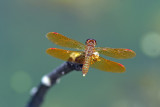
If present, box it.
[10,71,32,93]
[140,32,160,58]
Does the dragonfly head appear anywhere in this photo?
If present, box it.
[85,39,97,46]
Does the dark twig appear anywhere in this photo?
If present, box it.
[26,62,83,107]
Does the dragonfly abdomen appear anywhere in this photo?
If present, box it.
[82,56,91,76]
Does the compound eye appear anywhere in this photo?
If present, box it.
[85,39,90,45]
[85,39,97,45]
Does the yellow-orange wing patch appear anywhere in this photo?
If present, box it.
[91,57,125,73]
[46,32,85,50]
[96,47,136,59]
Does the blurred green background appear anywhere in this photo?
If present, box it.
[1,0,160,107]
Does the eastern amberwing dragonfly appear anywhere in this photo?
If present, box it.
[46,32,136,76]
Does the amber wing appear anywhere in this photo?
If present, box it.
[46,48,84,63]
[91,57,125,73]
[46,32,85,50]
[96,47,136,59]
[47,48,125,73]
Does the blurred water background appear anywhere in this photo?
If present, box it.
[1,0,160,107]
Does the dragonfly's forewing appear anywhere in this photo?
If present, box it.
[91,57,125,73]
[46,32,85,50]
[96,47,136,59]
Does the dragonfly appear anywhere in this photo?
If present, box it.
[46,32,136,76]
